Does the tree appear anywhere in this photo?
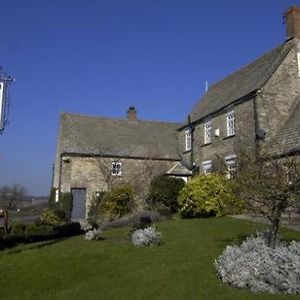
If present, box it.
[234,153,300,248]
[0,184,27,209]
[0,185,10,207]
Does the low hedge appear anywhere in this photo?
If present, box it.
[0,222,82,249]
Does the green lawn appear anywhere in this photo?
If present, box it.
[1,217,300,300]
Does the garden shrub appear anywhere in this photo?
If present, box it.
[87,191,106,226]
[84,227,102,241]
[60,192,73,221]
[48,189,73,221]
[178,174,243,218]
[48,188,58,210]
[40,209,66,225]
[25,223,54,241]
[215,231,300,294]
[147,175,185,212]
[1,221,82,248]
[10,222,26,239]
[100,185,135,220]
[54,222,82,237]
[131,226,161,247]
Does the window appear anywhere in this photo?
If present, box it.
[204,121,212,144]
[226,110,235,137]
[111,161,122,176]
[225,155,237,179]
[185,129,192,151]
[202,160,212,174]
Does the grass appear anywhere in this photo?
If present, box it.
[1,217,300,300]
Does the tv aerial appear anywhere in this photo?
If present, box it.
[0,67,15,134]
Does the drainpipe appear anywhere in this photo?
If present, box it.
[188,115,195,172]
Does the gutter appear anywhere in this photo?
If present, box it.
[177,90,258,131]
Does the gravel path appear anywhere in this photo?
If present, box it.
[230,214,300,231]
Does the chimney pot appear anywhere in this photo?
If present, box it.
[127,106,137,121]
[285,6,300,40]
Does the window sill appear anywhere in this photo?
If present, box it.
[223,134,235,140]
[201,142,212,147]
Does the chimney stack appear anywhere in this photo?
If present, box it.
[127,106,137,121]
[285,6,300,40]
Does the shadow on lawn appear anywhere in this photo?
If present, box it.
[4,238,68,255]
[217,234,249,249]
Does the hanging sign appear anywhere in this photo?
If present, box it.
[0,82,5,131]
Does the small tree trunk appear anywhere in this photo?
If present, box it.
[269,218,280,249]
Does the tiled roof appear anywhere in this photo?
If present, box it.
[58,112,181,160]
[185,41,293,126]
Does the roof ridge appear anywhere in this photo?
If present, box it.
[207,41,292,93]
[61,111,181,126]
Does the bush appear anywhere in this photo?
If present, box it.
[178,174,243,218]
[60,192,73,221]
[10,222,26,239]
[48,188,58,210]
[215,231,300,294]
[100,185,135,220]
[48,189,73,221]
[40,209,66,225]
[147,175,185,212]
[87,191,106,226]
[131,226,161,247]
[54,222,82,237]
[84,228,102,241]
[25,224,54,241]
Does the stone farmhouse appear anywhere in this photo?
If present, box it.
[53,6,300,219]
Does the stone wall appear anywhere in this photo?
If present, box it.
[178,98,257,172]
[256,45,300,156]
[57,155,176,215]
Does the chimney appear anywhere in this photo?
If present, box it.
[127,106,137,121]
[285,6,300,40]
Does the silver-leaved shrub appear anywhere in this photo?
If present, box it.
[85,228,102,241]
[215,231,300,294]
[131,226,161,247]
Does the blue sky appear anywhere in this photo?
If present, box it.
[0,0,299,195]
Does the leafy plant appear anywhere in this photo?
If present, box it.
[178,174,243,218]
[25,224,54,241]
[10,222,26,239]
[100,185,135,220]
[87,191,106,226]
[147,175,185,212]
[40,209,66,225]
[60,192,73,221]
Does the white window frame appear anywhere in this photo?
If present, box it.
[111,161,122,176]
[225,155,237,179]
[226,110,235,137]
[185,129,192,151]
[204,121,212,144]
[202,160,212,174]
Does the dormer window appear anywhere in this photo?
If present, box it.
[226,110,235,137]
[111,161,122,176]
[204,121,212,144]
[185,129,192,151]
